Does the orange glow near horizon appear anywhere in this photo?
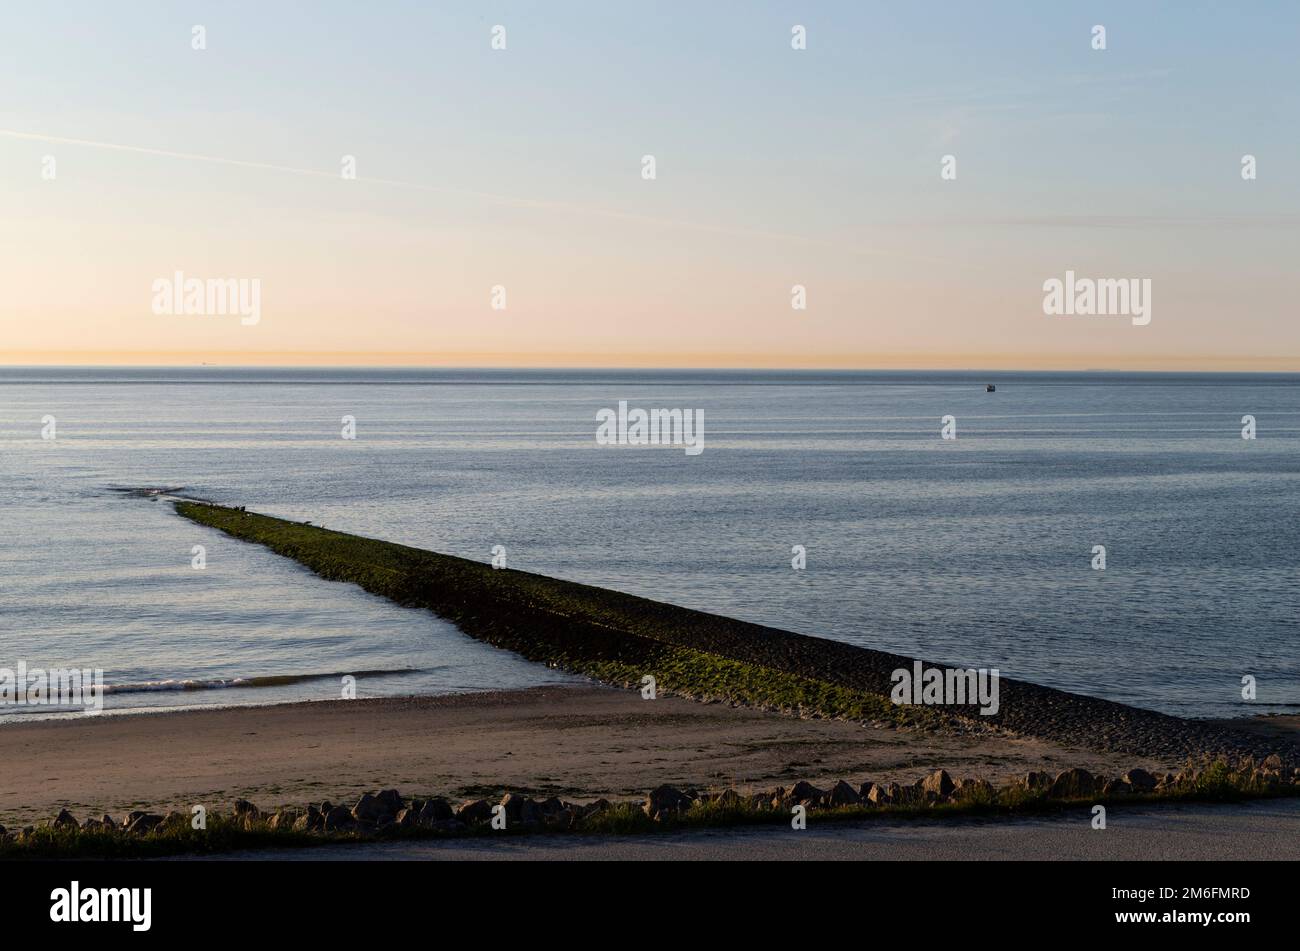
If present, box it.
[5,349,1300,372]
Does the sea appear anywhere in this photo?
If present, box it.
[1,367,1296,721]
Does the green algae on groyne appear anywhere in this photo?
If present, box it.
[173,500,1293,765]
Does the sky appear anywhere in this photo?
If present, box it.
[2,1,1298,369]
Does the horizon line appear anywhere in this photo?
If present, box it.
[5,359,1300,376]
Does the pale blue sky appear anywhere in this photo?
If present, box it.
[2,1,1297,367]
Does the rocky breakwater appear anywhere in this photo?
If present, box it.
[172,501,1300,767]
[7,755,1297,851]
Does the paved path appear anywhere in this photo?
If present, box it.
[202,798,1300,861]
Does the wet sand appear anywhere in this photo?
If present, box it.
[0,684,1183,826]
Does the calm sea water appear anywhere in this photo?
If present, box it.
[1,368,1297,720]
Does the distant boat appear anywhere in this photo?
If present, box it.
[985,384,996,392]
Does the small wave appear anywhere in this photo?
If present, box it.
[100,668,421,695]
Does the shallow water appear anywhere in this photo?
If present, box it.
[1,367,1296,719]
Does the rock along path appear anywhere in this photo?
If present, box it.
[193,798,1300,862]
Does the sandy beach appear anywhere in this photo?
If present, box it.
[0,684,1184,826]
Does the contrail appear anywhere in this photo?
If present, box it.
[0,128,550,201]
[0,127,945,261]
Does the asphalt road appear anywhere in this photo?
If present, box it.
[202,797,1300,861]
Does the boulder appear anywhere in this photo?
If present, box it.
[954,778,995,802]
[1254,766,1284,788]
[375,789,404,815]
[715,789,742,808]
[537,797,567,816]
[543,807,577,830]
[1049,768,1097,799]
[232,798,259,819]
[52,809,79,829]
[323,805,356,831]
[101,814,117,829]
[269,809,301,831]
[788,781,826,805]
[125,812,163,834]
[352,793,389,824]
[893,782,923,805]
[579,799,611,819]
[828,780,861,806]
[500,793,542,826]
[418,798,453,824]
[921,769,956,801]
[456,799,493,825]
[1101,779,1130,797]
[1121,768,1157,792]
[644,785,694,820]
[869,783,899,805]
[1020,771,1052,792]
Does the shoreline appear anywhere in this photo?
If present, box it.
[0,683,1191,826]
[0,680,582,727]
[3,683,1294,731]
